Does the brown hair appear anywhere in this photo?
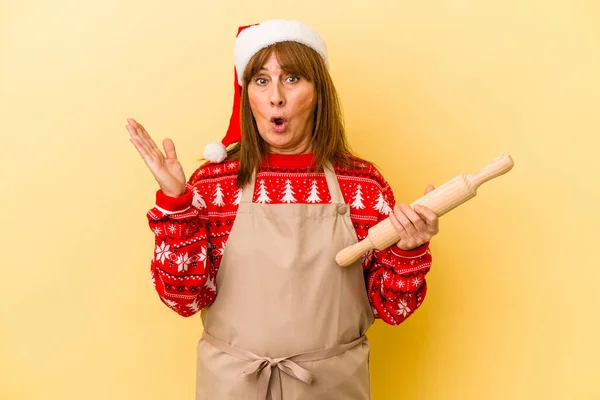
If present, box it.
[221,41,363,188]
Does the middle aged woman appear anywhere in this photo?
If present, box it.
[127,18,440,400]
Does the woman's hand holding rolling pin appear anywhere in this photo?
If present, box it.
[125,118,187,197]
[389,185,440,251]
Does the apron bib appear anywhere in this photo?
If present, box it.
[196,163,375,400]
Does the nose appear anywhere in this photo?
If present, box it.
[270,83,285,107]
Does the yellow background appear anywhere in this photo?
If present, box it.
[1,0,599,399]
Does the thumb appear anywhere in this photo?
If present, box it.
[424,184,435,195]
[163,138,178,160]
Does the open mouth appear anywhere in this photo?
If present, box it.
[270,117,288,133]
[272,117,286,126]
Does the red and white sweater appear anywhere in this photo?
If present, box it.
[147,153,432,325]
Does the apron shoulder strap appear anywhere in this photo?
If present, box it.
[241,170,257,203]
[323,162,344,204]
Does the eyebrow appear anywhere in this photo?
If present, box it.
[259,67,297,74]
[259,67,280,72]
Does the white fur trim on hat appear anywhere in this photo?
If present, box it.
[234,19,328,86]
[203,142,228,163]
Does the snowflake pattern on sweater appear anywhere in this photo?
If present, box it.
[147,153,432,326]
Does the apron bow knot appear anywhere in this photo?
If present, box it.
[242,356,314,400]
[203,331,367,400]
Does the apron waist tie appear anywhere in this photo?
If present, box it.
[202,331,366,400]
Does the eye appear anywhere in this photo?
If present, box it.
[286,75,300,83]
[254,77,268,86]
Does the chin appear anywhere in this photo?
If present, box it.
[265,132,292,146]
[268,141,293,151]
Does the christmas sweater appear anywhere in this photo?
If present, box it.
[147,153,432,326]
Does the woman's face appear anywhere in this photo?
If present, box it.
[248,52,317,154]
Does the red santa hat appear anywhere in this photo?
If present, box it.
[203,19,329,163]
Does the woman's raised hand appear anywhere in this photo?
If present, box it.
[126,118,187,197]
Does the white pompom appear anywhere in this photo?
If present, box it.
[203,142,227,163]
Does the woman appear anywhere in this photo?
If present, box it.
[127,19,439,400]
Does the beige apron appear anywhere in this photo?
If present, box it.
[197,163,375,400]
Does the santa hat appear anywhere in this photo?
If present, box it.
[202,19,329,163]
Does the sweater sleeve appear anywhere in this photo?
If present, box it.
[362,176,433,326]
[147,182,217,317]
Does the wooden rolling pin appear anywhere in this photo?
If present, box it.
[336,155,514,267]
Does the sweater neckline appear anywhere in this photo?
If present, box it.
[261,153,316,168]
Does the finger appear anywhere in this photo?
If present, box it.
[130,132,163,171]
[127,119,145,139]
[388,209,409,239]
[129,133,156,159]
[126,123,140,139]
[401,203,427,233]
[129,119,160,153]
[393,204,418,237]
[134,124,157,151]
[130,130,155,158]
[136,121,158,149]
[127,121,152,148]
[129,135,146,155]
[390,208,422,250]
[414,205,438,226]
[163,138,178,160]
[130,137,156,167]
[424,184,435,195]
[126,118,137,130]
